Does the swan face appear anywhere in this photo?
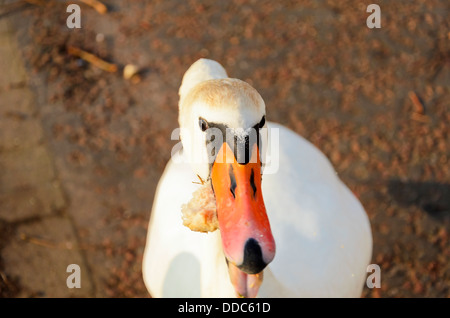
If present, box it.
[178,78,276,297]
[179,78,267,180]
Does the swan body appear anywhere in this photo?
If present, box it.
[142,59,372,297]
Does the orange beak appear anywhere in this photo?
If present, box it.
[211,141,275,297]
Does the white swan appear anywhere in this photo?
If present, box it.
[142,59,372,297]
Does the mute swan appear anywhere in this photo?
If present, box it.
[142,58,372,297]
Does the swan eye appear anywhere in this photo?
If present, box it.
[199,117,209,132]
[258,116,266,129]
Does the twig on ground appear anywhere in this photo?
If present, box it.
[67,46,118,73]
[411,112,430,123]
[408,91,425,115]
[78,0,107,14]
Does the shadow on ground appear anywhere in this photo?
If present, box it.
[388,180,450,220]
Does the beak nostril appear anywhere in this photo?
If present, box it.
[237,238,267,274]
[249,168,257,198]
[229,164,237,198]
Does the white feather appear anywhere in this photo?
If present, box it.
[179,58,228,106]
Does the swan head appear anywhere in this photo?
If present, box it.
[179,77,276,297]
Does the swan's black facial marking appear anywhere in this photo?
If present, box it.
[258,115,265,129]
[204,116,266,177]
[229,164,237,199]
[233,134,251,165]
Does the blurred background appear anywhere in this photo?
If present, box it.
[0,0,448,297]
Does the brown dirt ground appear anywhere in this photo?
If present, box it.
[1,0,449,297]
